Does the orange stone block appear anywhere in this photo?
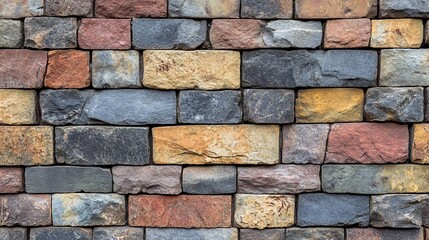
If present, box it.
[210,19,265,49]
[296,0,377,19]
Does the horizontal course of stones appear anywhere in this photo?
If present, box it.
[0,0,429,239]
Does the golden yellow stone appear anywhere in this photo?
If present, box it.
[0,90,37,124]
[371,19,423,48]
[380,165,429,192]
[412,124,429,164]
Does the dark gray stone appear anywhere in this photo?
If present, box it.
[24,17,77,49]
[25,166,112,193]
[241,0,291,19]
[380,0,429,18]
[243,89,294,123]
[263,20,322,48]
[133,18,206,50]
[0,20,23,48]
[0,228,27,240]
[183,166,236,194]
[93,227,144,240]
[45,0,93,16]
[365,87,424,122]
[55,126,150,165]
[30,227,92,240]
[346,228,424,240]
[297,193,370,227]
[243,50,377,88]
[179,90,242,124]
[285,228,344,240]
[146,228,238,240]
[240,229,284,240]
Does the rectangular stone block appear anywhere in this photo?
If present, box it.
[295,0,377,19]
[0,168,23,193]
[24,17,77,49]
[0,20,23,48]
[0,194,51,226]
[0,0,43,18]
[240,229,285,240]
[241,0,292,19]
[210,19,265,49]
[347,228,423,240]
[30,227,92,240]
[78,19,131,49]
[93,227,144,240]
[412,124,429,164]
[183,166,236,194]
[146,228,237,240]
[128,195,231,228]
[263,20,323,48]
[0,228,27,240]
[45,0,93,16]
[152,125,279,165]
[96,0,167,18]
[169,0,239,18]
[0,90,37,125]
[285,228,344,240]
[371,19,423,48]
[324,19,371,49]
[380,0,429,18]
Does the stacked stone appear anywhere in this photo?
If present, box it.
[0,0,429,239]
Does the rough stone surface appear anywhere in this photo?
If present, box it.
[237,165,320,194]
[295,0,377,19]
[45,0,93,16]
[93,227,144,240]
[24,17,77,49]
[0,0,43,18]
[295,88,364,123]
[78,19,131,49]
[179,90,242,124]
[412,124,429,164]
[152,125,279,165]
[169,0,240,18]
[143,50,240,90]
[133,18,206,50]
[285,228,344,240]
[0,228,27,240]
[0,194,51,226]
[347,228,424,240]
[0,20,23,48]
[183,166,236,194]
[96,0,167,18]
[52,194,126,226]
[0,168,23,193]
[324,19,371,48]
[210,20,265,49]
[25,166,112,193]
[241,0,292,19]
[92,51,140,88]
[30,227,92,240]
[243,89,294,124]
[263,20,323,48]
[371,19,424,48]
[426,21,428,46]
[326,123,409,164]
[55,126,150,165]
[146,228,238,240]
[129,195,231,228]
[380,0,429,18]
[235,194,295,229]
[243,50,378,88]
[0,90,37,125]
[113,166,182,194]
[282,124,329,164]
[297,193,370,227]
[240,229,285,240]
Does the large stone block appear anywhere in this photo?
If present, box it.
[295,0,377,19]
[169,0,240,18]
[24,17,77,49]
[146,228,237,240]
[263,20,322,48]
[371,19,423,48]
[0,20,23,48]
[380,0,429,18]
[0,0,43,18]
[183,166,236,194]
[0,194,51,226]
[0,90,37,125]
[78,19,131,49]
[96,0,167,18]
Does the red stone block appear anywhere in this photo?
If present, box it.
[95,0,167,18]
[210,19,265,49]
[0,168,23,193]
[324,19,371,49]
[78,19,131,49]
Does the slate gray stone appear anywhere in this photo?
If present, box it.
[133,18,206,49]
[24,17,77,49]
[365,87,424,122]
[240,229,285,240]
[285,228,344,240]
[243,50,377,88]
[25,166,112,193]
[45,0,93,16]
[263,20,322,48]
[168,0,240,18]
[183,166,236,194]
[346,228,424,240]
[0,0,44,18]
[93,227,144,240]
[241,0,291,19]
[0,228,27,240]
[380,0,429,18]
[55,126,150,165]
[243,89,294,123]
[297,193,370,227]
[179,90,242,124]
[0,20,23,48]
[146,228,238,240]
[30,227,92,240]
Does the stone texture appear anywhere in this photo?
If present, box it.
[234,194,295,229]
[243,89,294,124]
[45,50,90,89]
[210,20,264,49]
[326,123,409,164]
[78,19,131,49]
[169,0,240,18]
[347,228,424,240]
[243,50,377,88]
[0,126,53,166]
[0,168,23,193]
[30,227,92,240]
[295,88,364,123]
[92,51,140,88]
[153,125,279,165]
[412,124,429,164]
[240,229,285,240]
[113,166,181,194]
[93,227,144,240]
[128,195,231,228]
[96,0,167,18]
[0,0,43,18]
[426,21,428,46]
[52,194,126,226]
[183,166,236,194]
[133,18,206,50]
[295,0,377,19]
[297,193,370,227]
[285,228,344,240]
[238,165,320,194]
[25,166,112,193]
[0,228,27,240]
[380,0,429,18]
[0,90,37,125]
[263,20,323,48]
[0,194,51,226]
[146,228,238,240]
[24,17,77,49]
[178,90,242,124]
[55,126,150,165]
[324,19,371,48]
[282,124,329,164]
[371,19,423,48]
[241,0,292,19]
[0,20,23,48]
[322,165,429,194]
[0,49,47,89]
[143,50,240,90]
[45,0,93,16]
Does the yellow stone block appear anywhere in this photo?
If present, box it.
[0,90,37,124]
[371,19,423,48]
[412,124,429,164]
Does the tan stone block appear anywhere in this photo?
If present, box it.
[371,19,423,48]
[0,90,37,125]
[412,124,429,164]
[295,0,377,19]
[324,19,371,48]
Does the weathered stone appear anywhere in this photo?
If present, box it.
[296,88,364,123]
[92,51,140,88]
[113,166,181,194]
[295,0,377,19]
[210,20,265,49]
[347,228,424,240]
[0,49,47,88]
[426,229,429,240]
[178,90,242,124]
[297,193,370,227]
[0,0,43,18]
[53,194,126,226]
[153,125,279,165]
[0,126,53,166]
[324,19,371,48]
[238,165,320,194]
[96,0,167,18]
[243,89,294,123]
[0,20,23,48]
[285,228,344,240]
[282,124,329,164]
[24,17,77,49]
[263,20,322,48]
[326,123,409,164]
[371,19,423,48]
[243,50,377,88]
[0,228,27,240]
[78,19,131,49]
[425,21,428,46]
[93,227,144,240]
[129,195,231,228]
[0,90,37,125]
[426,89,429,121]
[143,50,240,90]
[240,229,285,240]
[25,166,112,193]
[380,0,429,18]
[169,0,239,18]
[235,194,294,229]
[133,19,206,50]
[241,0,292,19]
[55,126,150,165]
[412,124,429,164]
[0,194,51,226]
[0,168,23,193]
[30,227,92,240]
[146,228,238,240]
[45,0,93,16]
[183,166,236,194]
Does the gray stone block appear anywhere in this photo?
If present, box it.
[346,228,424,240]
[285,228,344,240]
[146,228,238,240]
[0,228,27,240]
[30,227,92,240]
[241,0,292,19]
[183,166,236,194]
[169,0,240,18]
[380,0,429,18]
[240,229,285,240]
[93,227,144,240]
[0,20,23,48]
[45,0,93,16]
[263,20,322,48]
[24,17,77,49]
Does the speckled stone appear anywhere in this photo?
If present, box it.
[93,227,144,240]
[0,228,27,240]
[24,17,77,49]
[0,194,51,226]
[347,228,424,240]
[29,227,92,240]
[241,0,292,19]
[0,20,23,48]
[285,228,344,240]
[0,0,43,18]
[45,0,93,16]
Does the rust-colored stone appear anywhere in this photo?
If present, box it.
[0,194,51,226]
[324,19,371,48]
[210,19,265,49]
[412,124,429,164]
[78,19,131,49]
[96,0,167,18]
[0,168,23,193]
[296,0,377,19]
